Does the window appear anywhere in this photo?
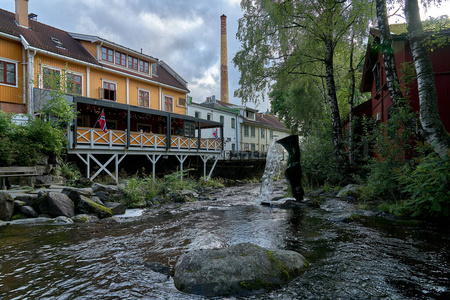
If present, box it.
[66,73,82,95]
[139,89,150,107]
[115,51,126,67]
[184,122,195,137]
[128,56,138,70]
[195,111,201,118]
[244,125,249,137]
[231,118,235,129]
[244,143,249,151]
[251,143,255,151]
[43,67,61,90]
[164,95,173,112]
[373,62,381,93]
[102,47,114,62]
[250,126,255,137]
[270,130,274,140]
[246,110,255,120]
[220,116,224,124]
[261,128,265,138]
[0,60,16,86]
[102,81,116,101]
[178,97,186,107]
[207,113,212,121]
[231,143,235,151]
[139,60,149,73]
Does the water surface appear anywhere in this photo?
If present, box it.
[1,183,449,299]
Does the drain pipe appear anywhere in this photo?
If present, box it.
[21,35,35,115]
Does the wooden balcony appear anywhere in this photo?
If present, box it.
[69,127,222,154]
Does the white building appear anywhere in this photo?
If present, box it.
[186,96,240,153]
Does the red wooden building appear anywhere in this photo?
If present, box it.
[353,21,450,157]
[359,22,450,130]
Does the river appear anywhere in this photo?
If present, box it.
[0,182,449,299]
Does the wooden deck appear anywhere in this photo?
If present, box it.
[69,127,222,153]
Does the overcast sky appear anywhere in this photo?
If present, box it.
[1,0,448,113]
[0,0,270,110]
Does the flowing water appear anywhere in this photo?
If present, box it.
[259,141,285,203]
[1,182,449,299]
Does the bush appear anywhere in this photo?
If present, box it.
[300,128,341,188]
[122,177,163,207]
[0,112,67,166]
[361,100,417,202]
[398,152,450,219]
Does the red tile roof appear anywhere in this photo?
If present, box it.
[0,8,189,92]
[0,8,99,64]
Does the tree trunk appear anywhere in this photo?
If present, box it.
[348,31,356,165]
[375,0,404,106]
[324,38,348,170]
[404,0,450,158]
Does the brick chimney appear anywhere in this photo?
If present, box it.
[15,0,29,28]
[220,14,229,103]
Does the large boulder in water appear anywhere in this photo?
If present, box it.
[173,242,308,297]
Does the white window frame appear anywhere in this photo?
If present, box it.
[0,57,18,88]
[66,71,84,95]
[101,79,118,101]
[163,94,174,112]
[244,125,249,137]
[40,65,62,90]
[138,88,151,108]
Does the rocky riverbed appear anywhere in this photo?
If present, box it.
[1,181,449,299]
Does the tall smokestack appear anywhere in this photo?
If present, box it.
[220,14,229,103]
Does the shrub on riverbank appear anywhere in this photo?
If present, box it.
[0,112,66,166]
[121,170,225,207]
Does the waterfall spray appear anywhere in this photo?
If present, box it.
[258,141,285,203]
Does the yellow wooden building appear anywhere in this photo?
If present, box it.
[0,0,222,181]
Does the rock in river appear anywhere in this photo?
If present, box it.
[173,242,308,297]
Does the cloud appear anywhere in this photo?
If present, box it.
[0,0,269,111]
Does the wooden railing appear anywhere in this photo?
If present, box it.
[73,127,221,152]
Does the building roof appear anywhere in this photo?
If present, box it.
[206,99,289,132]
[0,8,99,64]
[256,112,290,132]
[0,8,189,93]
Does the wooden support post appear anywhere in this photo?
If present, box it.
[175,154,188,180]
[90,154,116,182]
[200,155,210,181]
[146,154,162,180]
[207,155,220,181]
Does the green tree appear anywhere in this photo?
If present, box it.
[404,0,450,158]
[35,63,78,130]
[233,0,374,175]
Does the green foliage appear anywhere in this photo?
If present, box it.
[361,96,417,201]
[162,169,197,191]
[122,177,163,207]
[120,171,225,208]
[300,126,341,188]
[398,152,450,218]
[58,161,82,182]
[0,112,67,166]
[35,62,78,130]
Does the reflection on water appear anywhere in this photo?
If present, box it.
[1,183,449,299]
